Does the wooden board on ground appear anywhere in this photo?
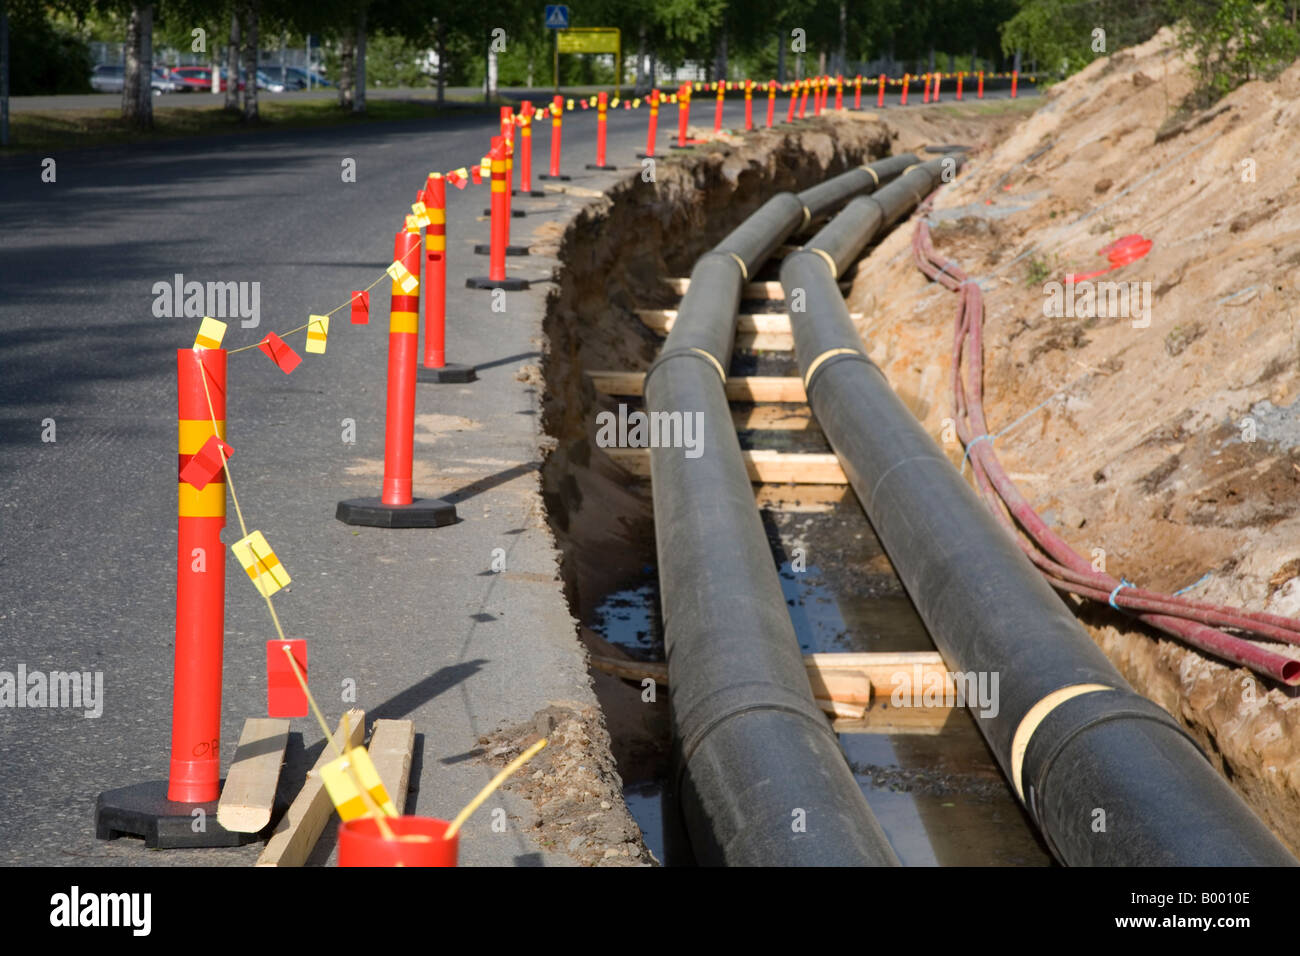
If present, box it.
[605,447,845,484]
[587,371,806,403]
[733,404,814,431]
[216,718,290,833]
[807,651,953,698]
[256,708,365,867]
[753,483,847,512]
[367,719,416,815]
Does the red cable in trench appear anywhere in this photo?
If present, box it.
[909,203,1300,685]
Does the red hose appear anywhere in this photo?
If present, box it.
[910,206,1300,685]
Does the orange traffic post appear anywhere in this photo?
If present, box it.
[671,83,692,149]
[586,91,617,170]
[853,74,862,109]
[467,139,529,291]
[785,81,796,122]
[418,174,475,384]
[95,346,254,848]
[835,74,843,110]
[956,72,963,100]
[923,72,931,103]
[1011,70,1018,98]
[978,70,985,98]
[798,78,809,118]
[766,80,776,127]
[483,108,525,220]
[514,101,545,197]
[638,88,661,157]
[877,73,886,107]
[339,230,457,527]
[539,94,569,181]
[813,77,823,115]
[744,79,754,130]
[713,79,725,133]
[901,72,910,105]
[933,72,941,102]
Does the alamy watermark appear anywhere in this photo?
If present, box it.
[1043,278,1152,329]
[890,665,999,718]
[595,403,704,459]
[1,664,103,718]
[151,273,260,328]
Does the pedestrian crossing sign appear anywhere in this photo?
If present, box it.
[545,4,569,29]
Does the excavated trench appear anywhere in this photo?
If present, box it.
[538,116,1051,864]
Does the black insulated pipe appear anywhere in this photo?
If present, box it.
[780,168,1298,866]
[642,156,914,865]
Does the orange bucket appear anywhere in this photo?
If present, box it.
[337,816,458,867]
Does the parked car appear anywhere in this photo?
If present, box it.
[258,66,305,91]
[286,66,333,88]
[91,64,179,95]
[171,65,246,93]
[90,64,124,93]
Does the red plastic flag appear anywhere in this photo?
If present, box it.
[266,639,308,718]
[180,434,233,491]
[258,332,302,374]
[470,165,483,185]
[350,289,370,325]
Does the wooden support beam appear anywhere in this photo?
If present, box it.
[604,447,845,484]
[590,653,871,707]
[367,719,416,817]
[256,709,366,867]
[216,718,290,834]
[753,483,847,513]
[587,371,806,403]
[806,652,953,699]
[636,309,860,335]
[732,404,814,431]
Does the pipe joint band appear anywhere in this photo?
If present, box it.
[803,347,867,390]
[862,165,880,186]
[806,246,839,278]
[800,205,812,227]
[726,252,749,280]
[1010,683,1111,801]
[645,346,727,389]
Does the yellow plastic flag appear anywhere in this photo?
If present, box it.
[566,98,574,110]
[305,315,328,354]
[610,96,620,108]
[386,260,419,294]
[404,213,419,232]
[193,316,226,351]
[320,746,397,821]
[632,98,641,109]
[410,201,431,227]
[231,530,291,597]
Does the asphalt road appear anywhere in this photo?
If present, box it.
[0,92,1033,868]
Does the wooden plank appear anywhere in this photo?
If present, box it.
[256,708,366,867]
[666,277,785,300]
[367,719,416,817]
[587,371,806,403]
[732,404,814,431]
[807,652,955,700]
[636,309,860,335]
[217,718,290,833]
[590,654,870,705]
[833,705,960,735]
[753,483,847,513]
[604,447,845,484]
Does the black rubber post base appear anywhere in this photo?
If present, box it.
[483,208,527,218]
[585,164,618,170]
[336,496,457,528]
[669,143,694,150]
[466,276,530,291]
[513,188,547,197]
[635,153,661,159]
[417,363,477,384]
[473,243,530,257]
[538,173,570,181]
[95,780,260,849]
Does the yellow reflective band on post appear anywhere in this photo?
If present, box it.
[320,746,397,821]
[426,235,446,252]
[491,159,505,174]
[389,310,418,335]
[305,315,328,354]
[231,529,291,597]
[179,482,226,518]
[179,419,225,454]
[429,208,446,225]
[193,316,226,350]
